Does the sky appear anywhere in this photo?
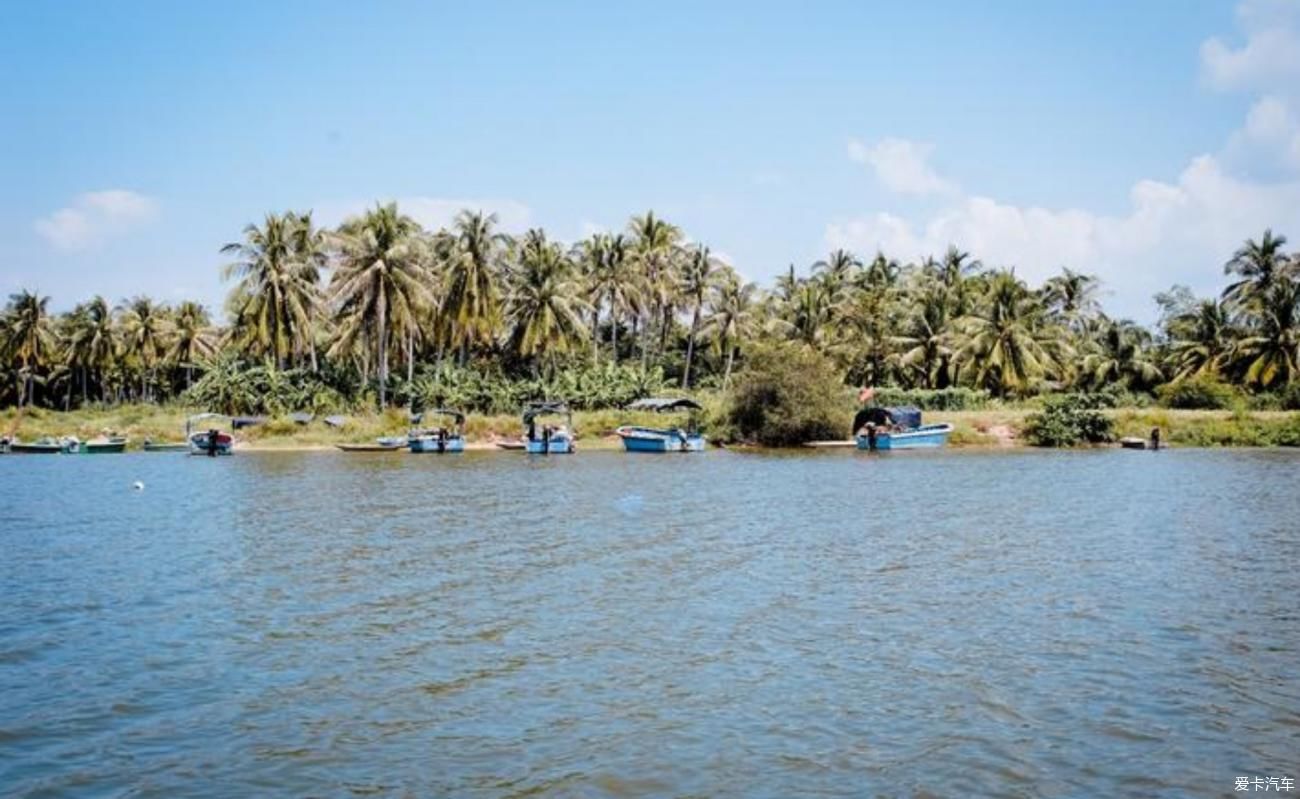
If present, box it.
[3,0,1300,322]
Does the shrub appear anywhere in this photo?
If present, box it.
[1156,375,1238,409]
[871,387,992,411]
[720,343,850,446]
[1281,382,1300,411]
[1023,394,1113,447]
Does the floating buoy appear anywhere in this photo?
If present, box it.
[132,481,145,491]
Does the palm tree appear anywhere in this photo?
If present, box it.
[679,244,721,388]
[812,249,861,314]
[1166,298,1234,380]
[1079,318,1162,390]
[2,290,56,408]
[505,229,589,372]
[221,212,321,369]
[329,202,429,408]
[1042,267,1101,329]
[443,210,508,361]
[627,211,683,366]
[1223,229,1289,311]
[953,271,1056,397]
[893,284,952,389]
[700,274,758,387]
[168,301,217,388]
[116,296,172,402]
[62,296,118,404]
[1233,280,1300,389]
[575,233,640,364]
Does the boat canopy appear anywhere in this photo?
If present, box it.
[628,397,703,413]
[232,416,267,430]
[522,401,571,422]
[853,405,923,432]
[185,412,227,435]
[426,408,467,425]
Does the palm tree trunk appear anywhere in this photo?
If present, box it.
[723,342,736,388]
[377,296,388,410]
[406,331,414,383]
[309,336,319,373]
[682,305,701,388]
[591,309,600,364]
[610,305,619,364]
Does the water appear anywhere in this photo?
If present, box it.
[2,448,1298,797]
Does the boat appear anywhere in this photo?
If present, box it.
[143,439,189,452]
[520,401,576,454]
[3,436,64,454]
[408,409,467,453]
[617,398,706,452]
[1119,437,1149,450]
[494,438,527,451]
[63,433,128,452]
[854,406,953,451]
[336,441,405,452]
[186,413,234,456]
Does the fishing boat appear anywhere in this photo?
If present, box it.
[67,435,129,454]
[521,401,575,454]
[3,436,64,454]
[408,409,467,453]
[617,398,707,452]
[186,413,234,456]
[854,406,953,451]
[143,439,189,452]
[336,441,405,452]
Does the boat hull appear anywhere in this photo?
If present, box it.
[336,443,404,452]
[143,442,189,452]
[7,443,63,454]
[856,423,953,451]
[189,432,233,456]
[616,426,706,452]
[408,435,466,453]
[81,439,128,454]
[525,437,574,454]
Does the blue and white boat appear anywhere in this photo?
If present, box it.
[617,398,706,452]
[521,401,576,454]
[854,406,953,451]
[408,408,467,453]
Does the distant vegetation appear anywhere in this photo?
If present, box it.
[3,206,1300,430]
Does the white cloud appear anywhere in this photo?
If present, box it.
[1200,0,1300,92]
[847,137,958,197]
[318,196,533,233]
[34,189,159,251]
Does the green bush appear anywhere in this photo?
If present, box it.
[720,343,850,446]
[1023,394,1113,447]
[871,387,992,411]
[1156,375,1238,409]
[1281,382,1300,411]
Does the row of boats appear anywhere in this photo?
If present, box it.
[0,400,953,457]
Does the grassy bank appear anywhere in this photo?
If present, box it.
[3,404,1297,450]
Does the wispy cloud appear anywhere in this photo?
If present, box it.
[847,137,958,197]
[34,190,159,251]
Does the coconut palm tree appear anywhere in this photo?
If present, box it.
[1042,267,1101,329]
[701,274,759,387]
[1166,298,1234,381]
[116,296,172,402]
[2,290,56,408]
[575,233,640,364]
[1223,229,1290,311]
[505,229,589,372]
[329,202,430,408]
[627,211,683,365]
[1078,317,1163,390]
[679,244,722,388]
[812,249,861,315]
[893,283,953,389]
[443,210,509,360]
[168,301,217,389]
[952,271,1056,397]
[1233,280,1300,389]
[62,296,118,404]
[221,212,321,369]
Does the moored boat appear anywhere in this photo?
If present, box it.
[4,436,64,454]
[143,439,189,452]
[520,401,575,454]
[186,413,234,456]
[616,398,706,452]
[336,441,405,452]
[78,435,128,454]
[854,405,953,450]
[408,409,467,453]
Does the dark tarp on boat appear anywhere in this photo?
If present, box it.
[628,397,703,413]
[852,405,923,433]
[522,401,570,423]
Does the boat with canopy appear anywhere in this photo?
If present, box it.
[616,398,706,452]
[186,413,234,456]
[408,408,467,453]
[521,401,575,454]
[853,406,952,450]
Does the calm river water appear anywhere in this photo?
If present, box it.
[2,448,1298,797]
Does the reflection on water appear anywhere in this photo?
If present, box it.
[2,448,1298,796]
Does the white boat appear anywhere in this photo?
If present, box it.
[617,397,706,452]
[520,401,575,454]
[186,413,233,456]
[408,409,467,453]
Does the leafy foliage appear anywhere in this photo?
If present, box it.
[720,343,849,446]
[1156,375,1239,410]
[1023,394,1114,447]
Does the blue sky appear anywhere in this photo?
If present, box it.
[4,1,1299,321]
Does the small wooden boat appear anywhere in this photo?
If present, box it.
[617,398,706,452]
[854,406,953,450]
[143,439,189,452]
[1119,437,1148,450]
[79,436,128,454]
[495,438,527,451]
[520,401,575,454]
[187,413,233,456]
[5,437,64,454]
[336,442,405,452]
[408,409,467,453]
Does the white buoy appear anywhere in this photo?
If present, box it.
[132,481,145,491]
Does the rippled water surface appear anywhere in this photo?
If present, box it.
[2,448,1299,797]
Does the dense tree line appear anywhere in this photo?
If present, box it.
[3,203,1299,413]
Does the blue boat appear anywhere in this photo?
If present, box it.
[853,406,953,450]
[520,401,576,454]
[408,408,467,453]
[617,398,706,452]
